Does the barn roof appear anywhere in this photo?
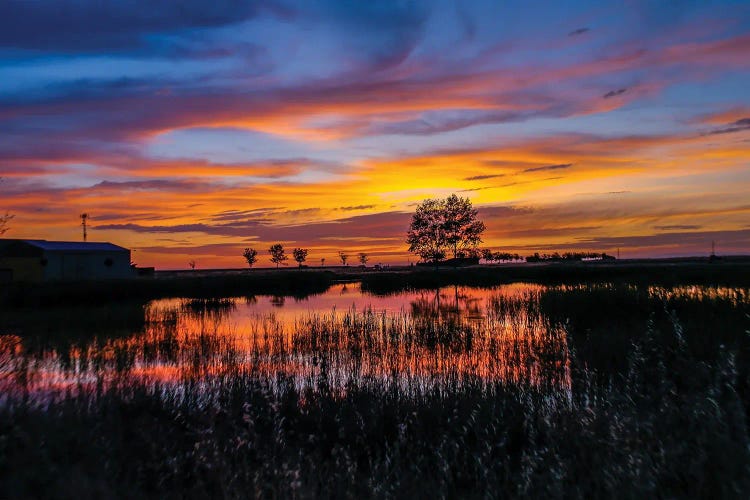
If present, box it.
[19,240,129,252]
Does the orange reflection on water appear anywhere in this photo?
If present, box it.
[1,283,574,401]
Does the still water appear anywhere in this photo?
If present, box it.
[1,282,748,402]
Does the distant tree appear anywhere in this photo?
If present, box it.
[321,258,326,267]
[358,252,369,266]
[481,249,494,262]
[487,251,515,263]
[406,194,485,263]
[0,212,11,236]
[268,244,288,268]
[465,247,482,259]
[524,251,612,262]
[293,248,309,268]
[338,251,349,266]
[188,260,196,270]
[0,177,13,236]
[242,248,258,268]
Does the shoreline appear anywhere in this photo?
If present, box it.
[3,257,750,307]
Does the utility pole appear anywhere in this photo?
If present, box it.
[80,213,89,242]
[617,248,620,260]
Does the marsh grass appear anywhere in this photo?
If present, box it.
[1,284,749,498]
[360,261,750,295]
[0,271,335,307]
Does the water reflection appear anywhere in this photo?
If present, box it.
[180,297,236,321]
[1,282,748,402]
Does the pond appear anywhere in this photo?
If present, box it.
[1,282,749,403]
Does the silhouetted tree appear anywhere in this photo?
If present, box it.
[268,244,288,268]
[406,198,445,263]
[293,248,309,268]
[0,212,11,236]
[338,251,349,266]
[358,252,369,266]
[1,177,13,236]
[524,251,612,262]
[443,194,485,258]
[486,251,516,263]
[407,194,485,263]
[188,260,196,270]
[242,248,258,268]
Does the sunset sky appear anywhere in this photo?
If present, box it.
[2,0,750,269]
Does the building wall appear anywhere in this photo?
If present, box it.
[0,257,45,281]
[43,251,133,280]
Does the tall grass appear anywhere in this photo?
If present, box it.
[1,284,749,498]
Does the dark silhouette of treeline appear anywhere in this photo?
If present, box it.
[360,260,750,295]
[524,251,616,263]
[0,271,335,308]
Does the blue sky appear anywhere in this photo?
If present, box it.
[1,0,749,267]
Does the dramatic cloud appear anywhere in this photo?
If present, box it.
[603,88,628,99]
[568,28,590,37]
[339,205,376,211]
[2,1,750,268]
[464,174,505,181]
[571,229,750,255]
[654,225,703,231]
[522,164,574,173]
[97,211,413,245]
[707,118,750,135]
[0,0,291,52]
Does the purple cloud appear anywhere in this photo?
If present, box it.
[522,164,573,173]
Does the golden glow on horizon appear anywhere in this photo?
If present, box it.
[2,25,750,269]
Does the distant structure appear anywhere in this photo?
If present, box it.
[0,239,133,282]
[80,213,89,242]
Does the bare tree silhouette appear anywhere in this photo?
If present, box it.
[0,177,14,236]
[242,248,258,268]
[358,252,369,266]
[268,244,288,268]
[338,251,349,266]
[0,212,11,236]
[293,248,309,268]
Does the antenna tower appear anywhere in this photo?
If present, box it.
[80,213,89,242]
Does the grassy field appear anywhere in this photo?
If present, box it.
[3,258,750,307]
[1,283,749,498]
[0,270,335,307]
[360,258,750,294]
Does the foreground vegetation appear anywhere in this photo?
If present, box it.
[0,270,335,307]
[1,284,749,498]
[3,258,750,308]
[361,259,750,294]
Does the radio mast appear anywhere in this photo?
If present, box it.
[80,213,89,242]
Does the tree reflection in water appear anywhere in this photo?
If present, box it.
[2,283,748,404]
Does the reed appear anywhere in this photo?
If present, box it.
[1,284,749,498]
